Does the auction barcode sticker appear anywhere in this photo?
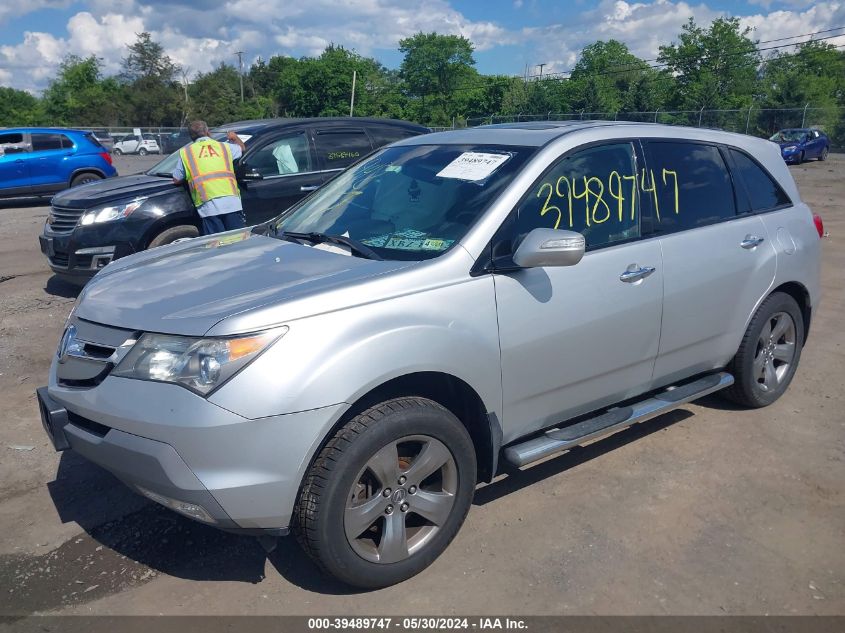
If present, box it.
[436,152,510,181]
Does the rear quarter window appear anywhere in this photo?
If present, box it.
[643,141,736,234]
[728,148,791,212]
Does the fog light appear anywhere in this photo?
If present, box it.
[137,486,216,524]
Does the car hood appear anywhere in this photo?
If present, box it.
[778,141,804,149]
[75,230,415,336]
[51,174,178,208]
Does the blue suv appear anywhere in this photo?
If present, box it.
[770,128,830,164]
[0,128,117,199]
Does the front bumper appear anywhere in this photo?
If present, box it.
[40,369,346,532]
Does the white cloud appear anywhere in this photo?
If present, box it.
[0,0,842,95]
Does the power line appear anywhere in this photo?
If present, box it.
[527,27,845,80]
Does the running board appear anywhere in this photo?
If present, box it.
[503,372,734,468]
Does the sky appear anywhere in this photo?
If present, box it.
[0,0,843,93]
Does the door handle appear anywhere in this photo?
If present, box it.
[740,235,765,249]
[619,265,656,283]
[299,185,319,192]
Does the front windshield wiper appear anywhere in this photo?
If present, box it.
[279,230,383,261]
[149,171,175,178]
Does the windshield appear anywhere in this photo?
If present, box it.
[273,144,535,261]
[770,130,807,143]
[146,133,252,176]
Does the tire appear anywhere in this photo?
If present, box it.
[138,148,148,156]
[798,151,805,164]
[70,173,102,187]
[722,292,804,408]
[819,147,829,162]
[113,148,123,156]
[147,224,199,249]
[295,397,476,588]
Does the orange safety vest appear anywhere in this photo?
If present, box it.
[179,138,240,207]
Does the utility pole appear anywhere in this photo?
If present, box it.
[536,63,546,79]
[235,51,245,103]
[350,70,357,117]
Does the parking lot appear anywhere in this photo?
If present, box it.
[0,154,842,616]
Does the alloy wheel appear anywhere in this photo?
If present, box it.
[344,435,457,564]
[753,311,796,393]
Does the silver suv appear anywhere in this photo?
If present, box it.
[38,122,822,588]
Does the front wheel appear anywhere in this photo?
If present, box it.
[722,292,804,408]
[295,397,476,588]
[113,148,123,156]
[147,224,199,249]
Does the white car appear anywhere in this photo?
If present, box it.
[113,134,160,156]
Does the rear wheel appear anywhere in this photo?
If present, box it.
[820,147,829,162]
[138,147,148,156]
[147,224,199,249]
[295,397,476,588]
[113,148,123,156]
[722,292,804,408]
[70,173,102,187]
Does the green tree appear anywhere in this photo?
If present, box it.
[120,32,183,125]
[0,87,44,126]
[758,42,845,141]
[41,55,124,126]
[658,17,759,112]
[399,32,476,125]
[188,63,273,125]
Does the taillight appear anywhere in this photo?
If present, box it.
[99,151,112,166]
[813,214,824,238]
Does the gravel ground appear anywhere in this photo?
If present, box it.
[0,154,842,616]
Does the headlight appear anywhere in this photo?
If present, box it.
[80,198,147,226]
[112,327,287,395]
[783,146,797,152]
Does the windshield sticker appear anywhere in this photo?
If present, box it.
[206,230,252,249]
[386,237,425,250]
[361,233,454,251]
[436,152,511,181]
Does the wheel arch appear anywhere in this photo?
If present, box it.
[306,371,502,486]
[68,167,107,185]
[770,281,812,344]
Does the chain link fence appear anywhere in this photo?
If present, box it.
[68,107,844,148]
[443,107,845,147]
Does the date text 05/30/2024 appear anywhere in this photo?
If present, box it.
[307,617,528,630]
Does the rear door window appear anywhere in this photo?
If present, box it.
[728,148,791,212]
[31,133,69,152]
[643,141,736,233]
[314,129,373,170]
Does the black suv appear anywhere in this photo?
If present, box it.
[39,117,429,283]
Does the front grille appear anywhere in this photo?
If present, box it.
[48,205,85,234]
[56,319,137,389]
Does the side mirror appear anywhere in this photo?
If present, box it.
[513,228,585,268]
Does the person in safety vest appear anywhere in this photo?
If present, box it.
[172,120,247,235]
